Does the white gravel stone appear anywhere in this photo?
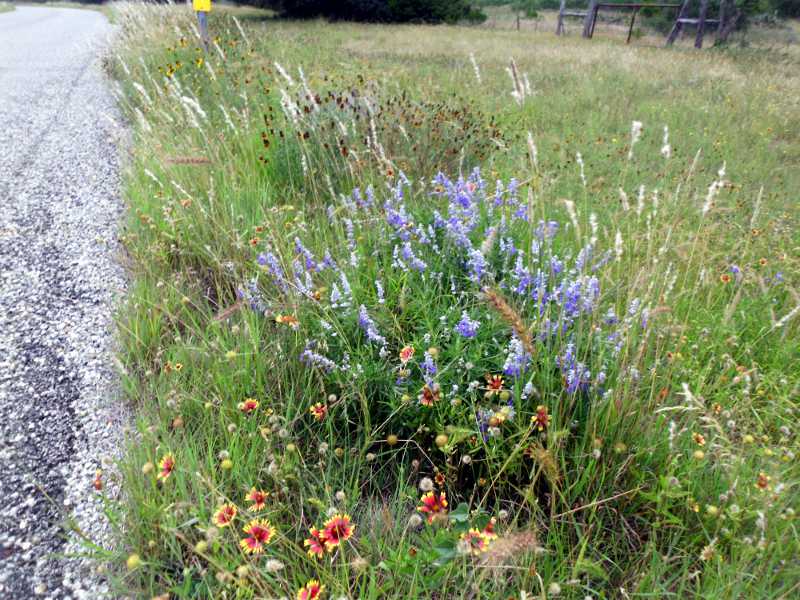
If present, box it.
[0,6,128,599]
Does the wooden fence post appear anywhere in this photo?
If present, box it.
[716,0,728,42]
[582,0,598,38]
[626,7,640,44]
[556,0,566,35]
[694,0,709,48]
[716,0,741,43]
[666,0,690,46]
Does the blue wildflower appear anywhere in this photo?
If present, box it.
[375,279,385,304]
[421,351,437,386]
[238,278,267,314]
[294,237,318,271]
[454,312,479,339]
[401,242,427,272]
[300,342,338,373]
[502,337,531,377]
[257,250,288,292]
[466,248,488,283]
[358,305,386,347]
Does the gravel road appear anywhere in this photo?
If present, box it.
[0,6,127,598]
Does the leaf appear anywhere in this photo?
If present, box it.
[449,502,470,523]
[432,543,457,566]
[473,513,491,531]
[574,558,608,581]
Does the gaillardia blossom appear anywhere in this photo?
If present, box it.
[322,514,355,551]
[239,519,276,554]
[296,579,325,600]
[531,405,551,432]
[309,402,328,421]
[239,398,259,414]
[399,345,415,364]
[157,453,175,481]
[459,528,491,555]
[304,527,327,558]
[485,374,504,396]
[417,491,448,523]
[276,313,300,329]
[212,503,237,527]
[418,383,441,407]
[246,487,269,511]
[482,517,498,540]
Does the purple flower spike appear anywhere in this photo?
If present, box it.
[455,311,479,339]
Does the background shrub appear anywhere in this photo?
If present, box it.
[267,0,485,22]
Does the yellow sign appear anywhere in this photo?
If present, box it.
[193,0,211,13]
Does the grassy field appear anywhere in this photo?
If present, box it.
[103,3,799,598]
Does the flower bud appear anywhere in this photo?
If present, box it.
[126,554,142,571]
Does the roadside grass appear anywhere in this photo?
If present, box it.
[104,3,799,598]
[0,2,15,14]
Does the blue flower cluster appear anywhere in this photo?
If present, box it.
[248,169,649,405]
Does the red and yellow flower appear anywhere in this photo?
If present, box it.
[459,528,491,555]
[417,491,448,523]
[482,517,498,540]
[399,345,415,364]
[296,579,325,600]
[245,487,269,511]
[212,503,237,527]
[485,374,504,396]
[239,398,259,414]
[239,519,276,554]
[321,513,355,551]
[276,314,300,330]
[304,527,327,558]
[157,453,175,481]
[309,402,327,421]
[418,383,441,407]
[530,405,551,432]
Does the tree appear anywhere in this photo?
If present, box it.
[266,0,485,23]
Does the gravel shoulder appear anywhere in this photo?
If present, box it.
[0,6,128,598]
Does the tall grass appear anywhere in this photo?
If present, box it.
[103,3,798,598]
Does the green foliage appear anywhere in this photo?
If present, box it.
[513,0,540,18]
[267,0,486,23]
[771,0,800,17]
